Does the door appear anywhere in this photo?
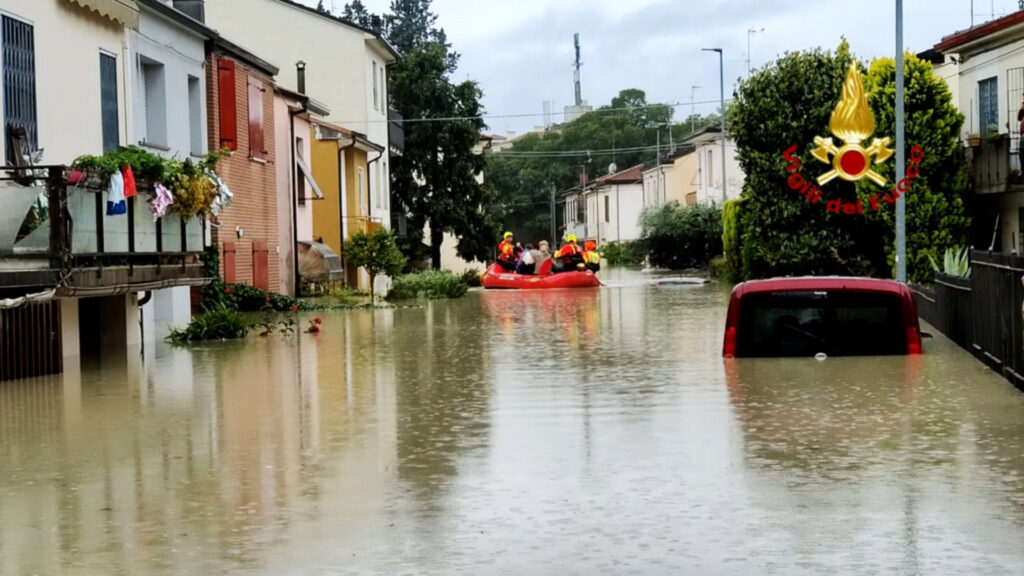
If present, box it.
[253,240,269,291]
[222,241,236,284]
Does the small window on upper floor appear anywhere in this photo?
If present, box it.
[188,75,202,156]
[979,77,999,134]
[138,56,167,148]
[247,74,266,160]
[372,61,379,111]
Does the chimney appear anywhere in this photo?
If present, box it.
[296,61,307,94]
[172,0,205,22]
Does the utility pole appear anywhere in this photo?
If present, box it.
[896,0,906,282]
[704,48,727,204]
[690,85,700,134]
[747,27,763,77]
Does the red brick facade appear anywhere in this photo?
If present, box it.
[205,52,279,291]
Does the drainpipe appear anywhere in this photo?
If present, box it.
[289,61,308,296]
[367,148,383,223]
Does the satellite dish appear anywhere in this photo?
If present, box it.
[608,162,618,174]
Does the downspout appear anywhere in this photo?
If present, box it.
[289,61,308,296]
[367,147,383,223]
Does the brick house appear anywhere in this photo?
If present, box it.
[205,37,280,290]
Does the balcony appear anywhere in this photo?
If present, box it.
[388,109,404,155]
[971,134,1024,194]
[345,216,384,239]
[0,166,208,297]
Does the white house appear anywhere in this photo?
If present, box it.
[931,11,1024,253]
[204,0,398,235]
[692,125,743,206]
[563,164,645,244]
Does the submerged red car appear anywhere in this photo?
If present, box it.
[722,277,922,358]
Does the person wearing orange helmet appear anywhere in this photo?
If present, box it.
[583,240,601,273]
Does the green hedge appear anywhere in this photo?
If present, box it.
[388,270,469,300]
[639,203,723,269]
[601,241,646,267]
[721,198,744,282]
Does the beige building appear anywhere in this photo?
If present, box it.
[642,146,699,209]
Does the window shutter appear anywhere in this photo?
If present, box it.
[218,58,237,151]
[247,74,265,159]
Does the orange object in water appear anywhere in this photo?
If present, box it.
[481,263,600,290]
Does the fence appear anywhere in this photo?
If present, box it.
[912,250,1024,389]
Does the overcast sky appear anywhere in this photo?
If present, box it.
[298,0,1019,134]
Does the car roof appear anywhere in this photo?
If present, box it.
[733,276,910,297]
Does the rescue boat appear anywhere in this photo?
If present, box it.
[480,262,601,290]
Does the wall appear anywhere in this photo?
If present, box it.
[596,183,643,243]
[0,0,128,164]
[273,95,315,295]
[311,138,342,254]
[668,152,698,205]
[204,0,393,231]
[129,7,207,157]
[953,39,1024,136]
[205,52,279,289]
[696,139,743,206]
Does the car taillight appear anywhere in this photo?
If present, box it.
[723,326,737,358]
[906,325,922,355]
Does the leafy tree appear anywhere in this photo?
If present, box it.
[315,0,329,14]
[344,228,406,300]
[639,203,722,269]
[730,41,885,279]
[859,54,969,283]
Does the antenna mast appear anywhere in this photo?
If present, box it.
[573,33,583,107]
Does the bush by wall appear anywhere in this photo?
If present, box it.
[388,270,469,300]
[167,304,253,344]
[639,203,723,270]
[601,241,646,267]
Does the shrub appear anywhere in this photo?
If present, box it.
[639,202,723,270]
[709,256,729,280]
[601,240,646,267]
[167,304,253,345]
[200,247,312,312]
[928,246,971,278]
[344,228,406,300]
[461,268,483,288]
[721,198,744,282]
[388,270,468,300]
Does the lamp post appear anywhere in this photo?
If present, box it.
[896,0,906,282]
[746,27,763,77]
[703,47,727,204]
[690,85,700,134]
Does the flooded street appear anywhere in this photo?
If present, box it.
[2,269,1024,575]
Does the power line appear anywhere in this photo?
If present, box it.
[335,98,733,125]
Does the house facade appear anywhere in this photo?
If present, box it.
[932,11,1024,253]
[564,164,645,244]
[690,126,743,206]
[641,145,699,209]
[204,0,399,290]
[204,37,280,291]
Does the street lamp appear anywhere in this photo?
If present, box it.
[703,47,727,204]
[747,27,764,77]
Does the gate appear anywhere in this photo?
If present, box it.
[0,301,62,382]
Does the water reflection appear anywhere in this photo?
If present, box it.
[0,273,1022,574]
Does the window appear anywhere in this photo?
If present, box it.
[604,195,610,222]
[358,166,366,217]
[247,74,266,159]
[707,149,714,187]
[296,136,306,205]
[188,75,202,156]
[372,61,379,111]
[138,56,166,147]
[383,160,389,210]
[979,77,999,133]
[218,58,237,150]
[3,15,37,165]
[380,66,386,111]
[100,52,118,153]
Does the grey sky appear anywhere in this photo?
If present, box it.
[298,0,1017,133]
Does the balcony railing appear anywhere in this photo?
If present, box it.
[971,134,1024,194]
[0,166,208,294]
[388,109,404,154]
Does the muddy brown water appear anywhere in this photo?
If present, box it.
[1,268,1023,575]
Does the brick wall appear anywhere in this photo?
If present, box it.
[206,52,280,291]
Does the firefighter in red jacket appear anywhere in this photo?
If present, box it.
[497,231,517,271]
[554,235,586,272]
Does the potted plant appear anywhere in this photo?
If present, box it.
[986,124,1004,141]
[966,132,981,147]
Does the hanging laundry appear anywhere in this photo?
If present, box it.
[122,165,137,198]
[151,182,173,220]
[106,171,126,216]
[207,169,233,217]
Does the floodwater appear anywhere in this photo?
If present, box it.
[2,269,1024,575]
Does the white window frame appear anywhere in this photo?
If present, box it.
[372,61,378,111]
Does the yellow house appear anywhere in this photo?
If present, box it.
[309,118,385,288]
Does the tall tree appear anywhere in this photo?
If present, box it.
[315,0,329,14]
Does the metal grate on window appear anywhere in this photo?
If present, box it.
[979,77,999,134]
[2,16,38,165]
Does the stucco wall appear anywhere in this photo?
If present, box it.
[0,0,128,164]
[273,95,315,295]
[696,139,743,206]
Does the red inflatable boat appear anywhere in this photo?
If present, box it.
[480,263,600,290]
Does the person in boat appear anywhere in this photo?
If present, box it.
[584,240,601,273]
[497,231,518,271]
[516,243,540,275]
[553,235,587,273]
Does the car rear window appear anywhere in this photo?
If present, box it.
[736,290,907,357]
